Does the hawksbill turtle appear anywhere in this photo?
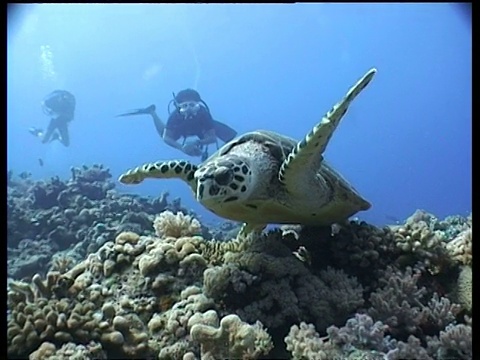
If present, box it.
[119,68,376,236]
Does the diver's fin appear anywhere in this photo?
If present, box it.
[212,120,237,143]
[116,104,156,117]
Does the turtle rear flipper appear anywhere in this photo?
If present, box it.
[278,68,377,192]
[119,160,198,191]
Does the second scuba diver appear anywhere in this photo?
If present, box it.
[117,89,237,161]
[29,90,76,147]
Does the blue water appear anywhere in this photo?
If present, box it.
[7,4,472,226]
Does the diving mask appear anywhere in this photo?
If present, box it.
[177,101,201,115]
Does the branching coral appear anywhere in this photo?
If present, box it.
[291,221,401,287]
[388,210,472,275]
[49,254,75,274]
[427,323,472,360]
[327,313,393,353]
[368,266,460,337]
[390,221,451,274]
[284,322,339,360]
[203,233,364,332]
[385,335,433,360]
[285,313,471,360]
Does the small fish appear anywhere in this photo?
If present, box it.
[38,158,44,167]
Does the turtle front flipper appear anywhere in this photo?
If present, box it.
[119,160,198,191]
[278,68,377,190]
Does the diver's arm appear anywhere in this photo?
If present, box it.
[196,111,217,145]
[163,129,202,157]
[197,128,216,145]
[162,129,184,150]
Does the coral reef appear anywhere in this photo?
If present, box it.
[7,166,221,281]
[6,171,473,359]
[285,312,472,360]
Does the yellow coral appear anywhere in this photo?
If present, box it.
[115,231,140,245]
[457,265,472,312]
[28,341,56,359]
[191,314,273,359]
[199,238,251,265]
[392,220,445,253]
[153,211,201,238]
[446,228,472,266]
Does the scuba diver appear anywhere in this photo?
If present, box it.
[117,89,237,161]
[29,90,76,147]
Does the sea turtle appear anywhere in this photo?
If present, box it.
[119,68,376,236]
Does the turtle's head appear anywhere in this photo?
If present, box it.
[194,155,253,207]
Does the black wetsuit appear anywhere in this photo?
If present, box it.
[42,90,76,147]
[163,106,215,142]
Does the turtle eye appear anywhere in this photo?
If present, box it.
[214,168,233,185]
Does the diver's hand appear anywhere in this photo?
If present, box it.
[182,141,203,157]
[29,127,44,138]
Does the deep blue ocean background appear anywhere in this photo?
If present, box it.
[7,4,471,226]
